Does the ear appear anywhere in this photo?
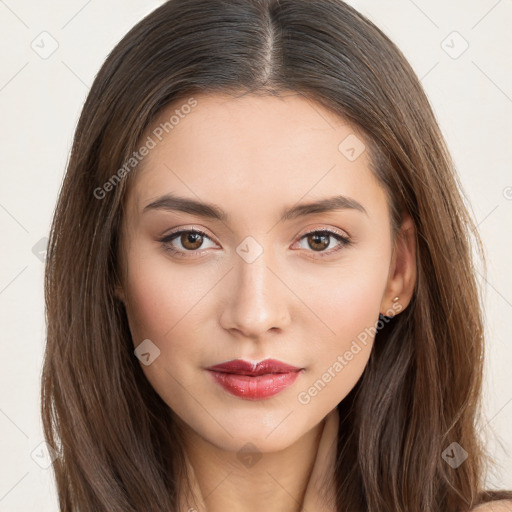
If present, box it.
[379,212,417,317]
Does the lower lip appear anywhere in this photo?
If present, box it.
[207,370,302,400]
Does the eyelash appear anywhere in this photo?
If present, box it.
[158,227,352,258]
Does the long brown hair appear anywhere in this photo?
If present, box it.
[42,0,512,510]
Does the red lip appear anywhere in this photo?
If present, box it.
[205,359,303,400]
[206,358,302,376]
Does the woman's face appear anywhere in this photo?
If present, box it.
[118,92,402,453]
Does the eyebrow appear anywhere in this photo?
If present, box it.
[142,193,367,222]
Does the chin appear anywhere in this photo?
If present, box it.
[188,407,312,453]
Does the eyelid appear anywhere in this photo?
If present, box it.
[160,225,218,243]
[294,225,351,242]
[159,224,350,242]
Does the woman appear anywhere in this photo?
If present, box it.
[41,0,512,510]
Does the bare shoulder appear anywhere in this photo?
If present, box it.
[471,500,512,511]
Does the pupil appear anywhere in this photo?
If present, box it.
[182,232,203,250]
[309,233,329,251]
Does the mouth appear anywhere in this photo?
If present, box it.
[205,358,304,400]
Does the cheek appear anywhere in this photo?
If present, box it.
[122,250,213,343]
[121,256,208,413]
[305,253,389,341]
[296,253,390,407]
[121,250,220,397]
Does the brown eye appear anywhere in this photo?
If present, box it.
[307,233,330,251]
[180,232,204,250]
[159,229,218,257]
[295,229,352,256]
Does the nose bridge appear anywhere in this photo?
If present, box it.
[219,241,291,337]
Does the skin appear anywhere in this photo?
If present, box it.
[473,503,512,512]
[116,92,417,512]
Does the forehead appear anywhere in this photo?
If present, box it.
[125,92,386,220]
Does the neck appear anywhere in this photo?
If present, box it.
[180,417,327,512]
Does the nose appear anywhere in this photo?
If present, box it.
[219,250,292,339]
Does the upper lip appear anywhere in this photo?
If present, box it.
[206,358,302,376]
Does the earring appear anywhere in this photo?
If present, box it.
[379,296,401,322]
